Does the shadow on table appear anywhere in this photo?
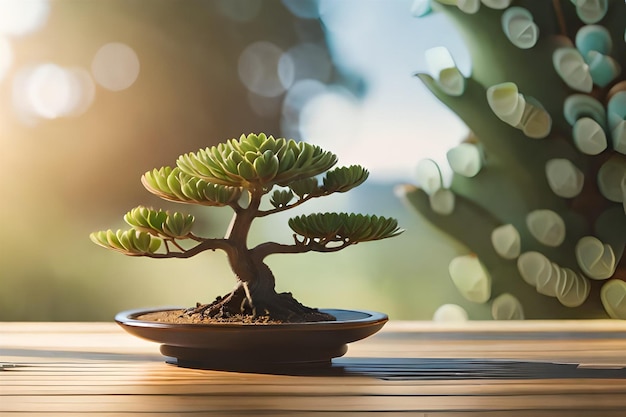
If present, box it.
[4,348,626,380]
[166,357,626,379]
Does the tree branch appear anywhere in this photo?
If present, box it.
[140,238,234,259]
[257,191,330,217]
[252,238,353,260]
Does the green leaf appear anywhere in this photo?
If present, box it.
[237,159,256,181]
[323,165,369,193]
[123,206,195,239]
[289,213,403,243]
[142,168,240,206]
[165,170,185,200]
[270,189,294,208]
[254,152,279,181]
[289,177,319,197]
[91,229,162,255]
[163,211,194,238]
[277,148,296,173]
[175,133,337,189]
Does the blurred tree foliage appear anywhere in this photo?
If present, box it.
[0,0,343,320]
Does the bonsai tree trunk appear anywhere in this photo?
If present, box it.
[186,189,334,322]
[188,251,334,322]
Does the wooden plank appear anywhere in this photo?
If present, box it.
[2,412,626,417]
[3,393,626,412]
[4,379,626,396]
[4,322,626,414]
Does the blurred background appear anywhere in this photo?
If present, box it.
[0,0,479,321]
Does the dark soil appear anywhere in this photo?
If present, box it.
[137,293,337,324]
[137,309,336,324]
[138,309,286,324]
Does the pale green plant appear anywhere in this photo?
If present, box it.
[401,0,626,319]
[91,133,402,322]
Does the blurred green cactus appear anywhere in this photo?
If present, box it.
[91,133,401,322]
[400,0,626,319]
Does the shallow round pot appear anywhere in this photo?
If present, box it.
[115,307,388,369]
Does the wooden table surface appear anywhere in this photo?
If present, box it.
[3,320,626,416]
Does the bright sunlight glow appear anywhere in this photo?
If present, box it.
[91,42,140,91]
[0,0,50,37]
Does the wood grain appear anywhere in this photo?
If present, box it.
[2,321,626,415]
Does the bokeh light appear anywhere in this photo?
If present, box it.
[280,42,332,83]
[238,41,291,97]
[63,67,97,117]
[0,35,12,82]
[27,63,74,119]
[91,42,140,91]
[12,63,96,122]
[299,87,361,156]
[281,79,327,139]
[0,0,50,37]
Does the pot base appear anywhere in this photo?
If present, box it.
[161,344,347,370]
[116,307,387,370]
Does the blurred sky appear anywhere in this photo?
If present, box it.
[303,0,470,182]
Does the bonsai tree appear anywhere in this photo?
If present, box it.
[91,133,402,323]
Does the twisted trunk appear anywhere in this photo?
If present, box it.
[184,253,334,322]
[184,189,335,323]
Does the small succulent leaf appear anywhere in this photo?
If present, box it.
[130,230,151,252]
[187,152,214,177]
[165,170,186,200]
[253,152,279,181]
[237,159,257,181]
[148,235,163,253]
[175,212,193,237]
[117,230,130,249]
[289,177,319,197]
[323,165,369,193]
[229,150,243,165]
[294,142,314,169]
[175,154,194,177]
[144,164,242,206]
[244,151,257,164]
[123,206,194,239]
[89,231,110,248]
[222,154,239,174]
[289,213,402,243]
[239,134,259,153]
[92,229,162,255]
[178,135,338,188]
[259,136,277,153]
[106,229,123,250]
[202,182,241,205]
[228,137,244,154]
[278,148,296,174]
[141,167,169,196]
[125,206,161,235]
[270,189,294,208]
[118,230,133,251]
[150,209,168,230]
[180,180,198,200]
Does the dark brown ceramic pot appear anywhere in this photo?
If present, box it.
[115,307,387,370]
